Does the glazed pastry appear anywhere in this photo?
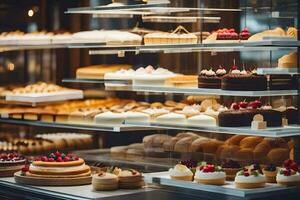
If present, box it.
[276,160,300,186]
[92,172,118,191]
[194,164,226,185]
[169,164,193,181]
[234,165,266,189]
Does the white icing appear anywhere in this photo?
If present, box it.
[94,112,126,124]
[142,108,169,115]
[235,174,266,183]
[125,112,150,122]
[276,171,300,182]
[169,164,193,177]
[206,69,216,76]
[216,68,227,76]
[194,170,226,180]
[240,70,248,75]
[231,69,241,74]
[187,114,216,126]
[30,163,87,173]
[181,105,201,115]
[200,69,208,75]
[156,113,186,123]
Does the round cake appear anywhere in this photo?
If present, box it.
[194,164,226,185]
[235,165,266,189]
[0,152,26,177]
[221,69,267,91]
[276,159,300,186]
[23,151,91,179]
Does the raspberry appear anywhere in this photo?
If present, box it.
[56,157,63,162]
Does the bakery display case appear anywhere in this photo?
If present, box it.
[0,0,299,199]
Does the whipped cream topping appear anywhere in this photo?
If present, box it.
[276,170,300,182]
[240,70,248,75]
[200,69,208,75]
[181,105,201,115]
[231,69,241,74]
[261,105,272,110]
[194,170,226,180]
[216,68,227,76]
[157,113,186,120]
[142,108,169,115]
[206,69,216,76]
[169,164,193,177]
[235,174,266,183]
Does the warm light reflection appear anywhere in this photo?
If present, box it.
[28,9,34,17]
[7,63,15,71]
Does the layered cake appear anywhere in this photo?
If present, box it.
[20,151,91,179]
[198,67,227,89]
[221,68,267,91]
[0,152,26,177]
[155,113,186,124]
[218,101,282,127]
[144,26,198,45]
[76,64,131,79]
[262,164,278,183]
[235,165,266,189]
[169,164,193,181]
[94,112,126,125]
[268,75,297,90]
[166,75,198,88]
[194,164,226,185]
[276,159,300,186]
[118,169,144,189]
[186,114,217,127]
[92,172,119,191]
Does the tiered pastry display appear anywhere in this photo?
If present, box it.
[0,152,26,177]
[234,164,266,189]
[4,82,83,103]
[144,26,198,45]
[194,164,226,185]
[0,133,93,155]
[14,151,92,186]
[76,64,132,79]
[198,67,227,89]
[92,167,144,190]
[218,100,282,127]
[276,159,300,186]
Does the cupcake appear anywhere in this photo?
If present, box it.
[92,172,118,191]
[235,165,266,189]
[194,164,226,185]
[169,164,193,181]
[221,160,242,181]
[276,159,300,186]
[262,164,278,183]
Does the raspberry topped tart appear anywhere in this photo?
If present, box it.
[276,159,300,186]
[0,152,26,177]
[169,164,194,181]
[234,164,266,189]
[194,164,226,185]
[15,151,92,186]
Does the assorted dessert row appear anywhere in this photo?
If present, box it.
[169,159,300,188]
[116,133,293,165]
[0,97,297,129]
[1,26,297,46]
[0,133,93,154]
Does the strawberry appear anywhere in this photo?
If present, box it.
[290,163,299,172]
[254,100,262,108]
[244,172,250,177]
[21,166,29,173]
[56,157,63,162]
[232,66,238,70]
[284,159,293,168]
[231,102,240,110]
[41,156,48,162]
[55,151,61,157]
[239,101,248,109]
[283,169,291,176]
[48,158,55,162]
[63,156,71,162]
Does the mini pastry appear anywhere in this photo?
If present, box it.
[194,164,226,185]
[221,160,242,181]
[276,159,300,186]
[155,113,186,124]
[118,169,144,189]
[125,111,150,123]
[92,172,118,191]
[187,114,217,126]
[235,165,266,189]
[94,112,126,125]
[169,164,193,181]
[262,164,278,183]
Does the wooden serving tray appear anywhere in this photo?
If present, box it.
[0,169,20,177]
[14,172,92,186]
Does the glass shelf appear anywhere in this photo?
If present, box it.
[62,78,131,84]
[141,16,221,23]
[0,119,156,132]
[125,121,300,138]
[257,68,299,75]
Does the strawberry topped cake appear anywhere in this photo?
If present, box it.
[194,164,226,185]
[20,151,91,179]
[234,164,266,189]
[0,152,26,177]
[276,159,300,186]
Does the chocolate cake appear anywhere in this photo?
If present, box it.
[284,107,298,124]
[268,75,297,90]
[218,101,282,127]
[198,68,226,89]
[221,69,267,91]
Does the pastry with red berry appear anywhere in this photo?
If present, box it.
[221,160,242,181]
[194,164,226,185]
[169,164,194,181]
[0,152,26,177]
[92,172,119,191]
[198,67,227,89]
[276,159,300,186]
[218,100,282,127]
[235,164,266,189]
[262,164,278,183]
[221,65,267,91]
[22,151,91,178]
[118,169,144,189]
[239,28,251,40]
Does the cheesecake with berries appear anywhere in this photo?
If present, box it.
[198,67,227,89]
[276,159,300,186]
[221,67,267,91]
[0,152,26,177]
[169,164,194,181]
[218,100,282,127]
[194,164,226,185]
[23,151,91,178]
[235,165,266,189]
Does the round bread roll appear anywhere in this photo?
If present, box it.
[176,132,199,139]
[239,136,263,149]
[163,137,179,152]
[253,141,272,162]
[143,134,172,148]
[263,138,288,149]
[267,148,289,165]
[189,137,211,152]
[174,136,198,152]
[225,135,247,146]
[234,148,253,162]
[217,145,240,160]
[201,139,224,154]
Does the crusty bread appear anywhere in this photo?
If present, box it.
[267,148,289,164]
[225,135,247,146]
[239,136,263,149]
[174,136,198,152]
